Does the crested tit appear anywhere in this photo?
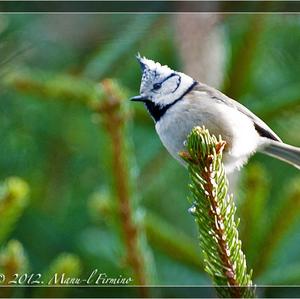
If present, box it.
[131,55,300,173]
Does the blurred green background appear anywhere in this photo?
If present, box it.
[0,13,300,297]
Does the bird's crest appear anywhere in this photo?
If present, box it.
[136,54,174,92]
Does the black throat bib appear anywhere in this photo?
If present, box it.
[144,81,197,122]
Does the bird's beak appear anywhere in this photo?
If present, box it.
[130,95,148,102]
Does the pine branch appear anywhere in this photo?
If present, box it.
[97,80,151,294]
[0,177,30,245]
[0,240,28,279]
[0,240,29,297]
[35,253,81,297]
[4,68,153,291]
[179,126,254,298]
[3,68,104,107]
[45,253,81,283]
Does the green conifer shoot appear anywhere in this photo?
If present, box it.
[180,126,254,298]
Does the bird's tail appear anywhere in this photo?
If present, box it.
[260,140,300,170]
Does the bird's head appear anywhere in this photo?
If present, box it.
[131,54,195,108]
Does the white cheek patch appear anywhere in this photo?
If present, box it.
[154,72,195,106]
[165,75,181,94]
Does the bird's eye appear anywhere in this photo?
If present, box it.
[153,83,162,90]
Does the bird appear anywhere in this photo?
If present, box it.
[131,54,300,173]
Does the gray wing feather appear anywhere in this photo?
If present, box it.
[195,83,282,142]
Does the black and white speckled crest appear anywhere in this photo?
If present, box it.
[136,54,174,94]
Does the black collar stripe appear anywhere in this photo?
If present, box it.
[145,81,197,122]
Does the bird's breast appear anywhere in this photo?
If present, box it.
[155,92,260,164]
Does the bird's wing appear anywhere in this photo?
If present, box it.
[195,83,282,142]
